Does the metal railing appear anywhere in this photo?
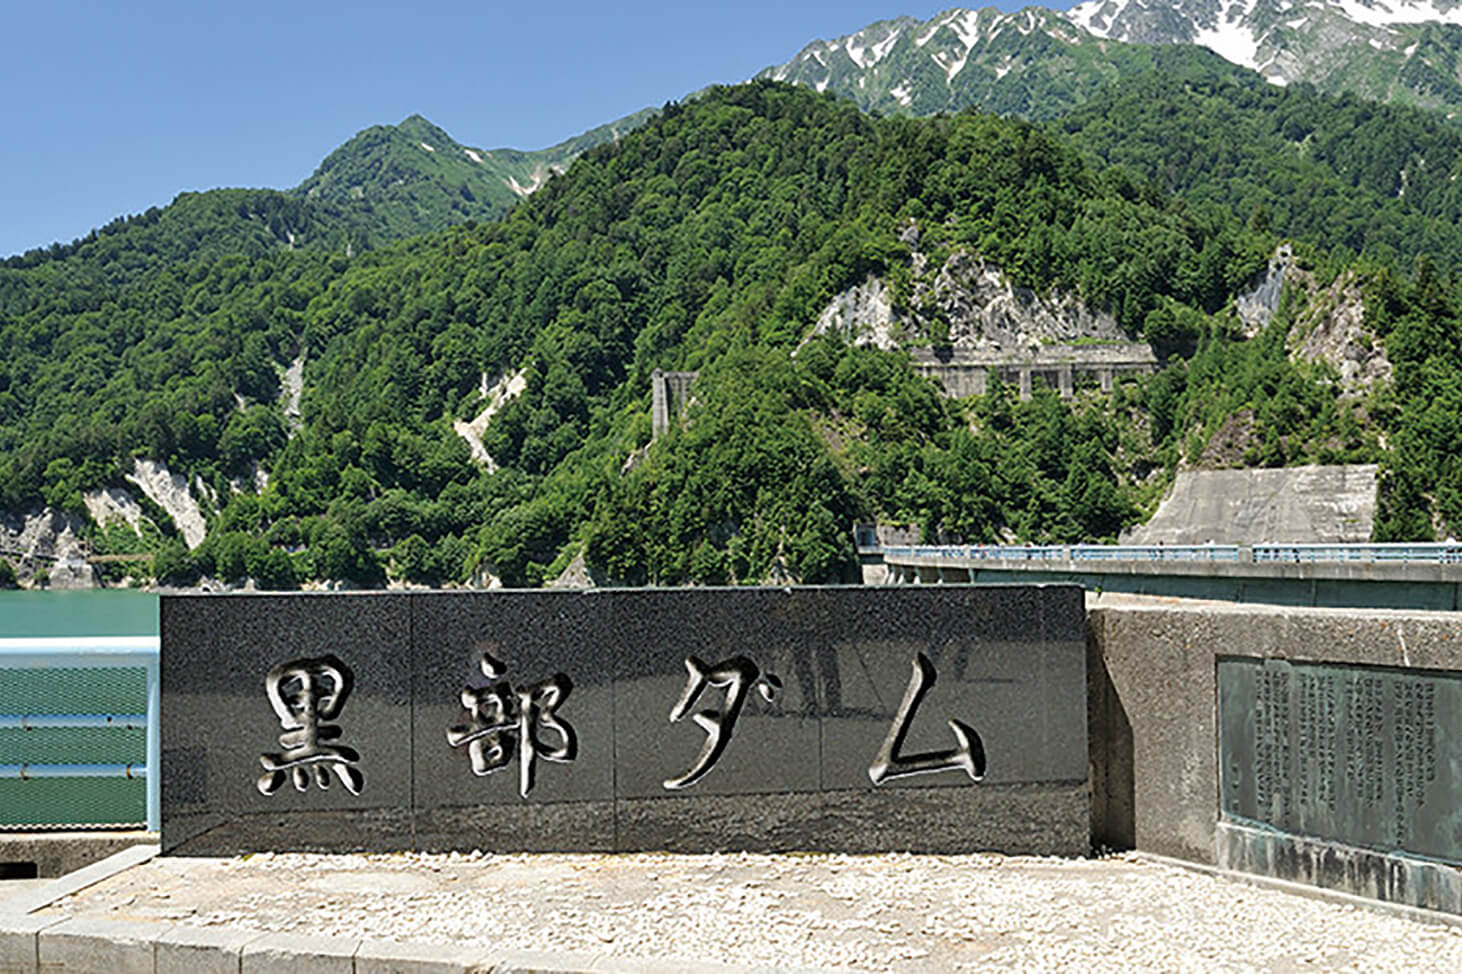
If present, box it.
[1251,543,1462,564]
[0,637,159,831]
[883,543,1462,567]
[1069,544,1241,562]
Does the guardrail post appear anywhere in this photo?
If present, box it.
[146,652,160,832]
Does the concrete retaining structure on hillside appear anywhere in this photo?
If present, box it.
[1124,464,1378,545]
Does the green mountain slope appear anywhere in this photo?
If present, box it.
[0,189,348,318]
[1057,69,1462,276]
[1,110,656,314]
[294,110,656,241]
[14,82,1443,594]
[758,6,1247,119]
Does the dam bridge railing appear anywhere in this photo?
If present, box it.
[883,542,1462,565]
[879,542,1462,611]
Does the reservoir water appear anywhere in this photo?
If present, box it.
[0,589,159,637]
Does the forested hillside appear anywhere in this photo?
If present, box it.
[3,79,1461,590]
[1060,71,1462,278]
[0,109,653,317]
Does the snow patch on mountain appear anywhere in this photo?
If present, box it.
[1193,1,1263,69]
[870,28,903,62]
[949,8,985,49]
[915,19,943,47]
[937,47,972,81]
[1330,0,1462,28]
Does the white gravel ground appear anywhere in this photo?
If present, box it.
[42,850,1462,971]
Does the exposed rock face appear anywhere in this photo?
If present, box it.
[47,551,98,589]
[83,487,144,532]
[1125,464,1379,545]
[127,459,208,549]
[454,370,527,470]
[280,354,305,435]
[809,245,1136,357]
[1234,245,1391,394]
[0,508,95,588]
[1288,273,1392,393]
[806,276,900,350]
[914,252,1129,351]
[548,549,610,589]
[1235,243,1294,336]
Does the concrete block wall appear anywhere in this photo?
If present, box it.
[1087,597,1462,911]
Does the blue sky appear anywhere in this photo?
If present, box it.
[0,1,1078,257]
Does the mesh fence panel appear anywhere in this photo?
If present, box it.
[0,778,145,828]
[0,663,150,828]
[0,666,147,715]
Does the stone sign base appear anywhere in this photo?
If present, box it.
[1218,820,1462,915]
[161,586,1088,857]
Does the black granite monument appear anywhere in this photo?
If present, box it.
[161,585,1087,856]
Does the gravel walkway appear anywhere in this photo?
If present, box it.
[40,851,1462,971]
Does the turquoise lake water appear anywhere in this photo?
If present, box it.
[0,589,159,637]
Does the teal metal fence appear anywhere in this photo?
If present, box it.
[0,637,159,831]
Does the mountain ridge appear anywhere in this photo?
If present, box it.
[758,6,1246,120]
[3,80,1461,594]
[760,2,1462,119]
[3,106,657,272]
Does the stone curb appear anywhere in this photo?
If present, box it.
[0,912,66,972]
[1132,851,1462,930]
[1,843,159,915]
[0,910,824,973]
[155,923,269,974]
[37,914,172,973]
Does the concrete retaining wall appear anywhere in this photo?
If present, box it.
[1124,465,1378,545]
[1087,596,1462,912]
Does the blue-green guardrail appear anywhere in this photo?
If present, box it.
[0,637,159,831]
[882,542,1462,564]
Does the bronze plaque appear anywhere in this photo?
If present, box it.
[1219,657,1461,864]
